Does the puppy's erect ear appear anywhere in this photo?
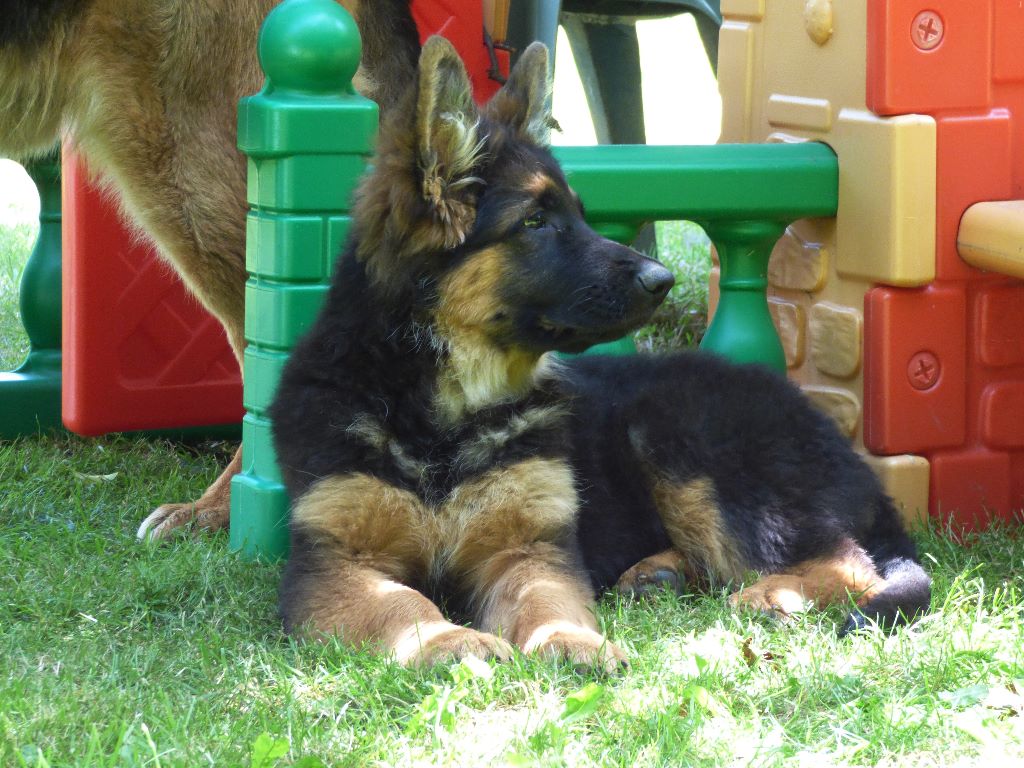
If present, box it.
[485,42,553,145]
[417,36,483,247]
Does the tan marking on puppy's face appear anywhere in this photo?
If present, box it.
[433,245,544,419]
[434,245,509,338]
[291,473,434,576]
[652,476,746,584]
[730,539,884,616]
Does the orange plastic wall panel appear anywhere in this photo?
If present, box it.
[994,0,1024,83]
[934,112,1014,281]
[863,284,966,455]
[930,449,1015,529]
[411,0,509,102]
[980,382,1024,449]
[62,155,244,435]
[867,1,992,115]
[976,283,1024,368]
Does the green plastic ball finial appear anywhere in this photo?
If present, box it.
[258,0,361,95]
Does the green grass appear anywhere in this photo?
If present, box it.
[2,220,1023,767]
[626,221,713,353]
[0,221,36,370]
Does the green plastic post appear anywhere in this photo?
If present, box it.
[0,152,64,438]
[230,0,377,561]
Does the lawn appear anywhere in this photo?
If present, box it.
[3,190,1023,767]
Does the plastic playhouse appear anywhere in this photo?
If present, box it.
[716,0,1024,528]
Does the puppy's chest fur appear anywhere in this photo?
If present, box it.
[345,387,573,507]
[289,388,581,597]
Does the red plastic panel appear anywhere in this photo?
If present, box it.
[411,0,509,103]
[976,283,1024,368]
[994,0,1024,83]
[931,448,1014,529]
[863,284,966,455]
[62,154,244,435]
[980,382,1024,449]
[934,112,1014,281]
[867,1,992,115]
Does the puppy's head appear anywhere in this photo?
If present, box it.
[354,37,674,356]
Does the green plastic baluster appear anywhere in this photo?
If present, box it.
[699,219,787,372]
[230,0,377,561]
[0,152,63,438]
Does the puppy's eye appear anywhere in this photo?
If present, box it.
[523,211,547,229]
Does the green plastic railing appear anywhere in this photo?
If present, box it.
[229,0,840,561]
[553,144,839,370]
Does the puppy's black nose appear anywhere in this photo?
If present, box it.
[636,262,675,295]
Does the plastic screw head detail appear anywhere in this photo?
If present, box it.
[908,351,940,390]
[911,10,944,51]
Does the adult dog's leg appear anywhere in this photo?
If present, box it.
[137,446,242,539]
[63,1,271,538]
[473,543,628,672]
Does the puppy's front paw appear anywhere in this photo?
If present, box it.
[395,622,513,668]
[523,621,629,674]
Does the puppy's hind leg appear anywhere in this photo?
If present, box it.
[614,548,690,598]
[729,537,885,620]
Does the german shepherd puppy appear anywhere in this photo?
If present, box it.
[0,0,418,538]
[270,38,931,669]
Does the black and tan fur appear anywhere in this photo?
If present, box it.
[271,38,931,669]
[0,0,419,538]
